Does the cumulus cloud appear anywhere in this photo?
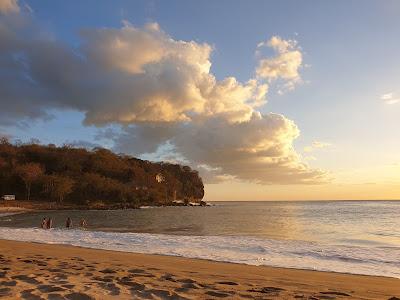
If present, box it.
[256,36,302,94]
[0,10,326,184]
[303,141,332,153]
[380,92,400,105]
[111,113,326,184]
[0,15,268,125]
[0,0,19,14]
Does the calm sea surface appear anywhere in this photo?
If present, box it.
[1,201,399,278]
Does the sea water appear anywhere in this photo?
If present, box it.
[0,201,399,278]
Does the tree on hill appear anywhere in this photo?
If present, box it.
[0,142,204,206]
[43,175,75,203]
[16,163,44,201]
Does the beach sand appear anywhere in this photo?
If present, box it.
[0,240,399,299]
[0,207,30,213]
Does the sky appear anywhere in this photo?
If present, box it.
[0,0,400,200]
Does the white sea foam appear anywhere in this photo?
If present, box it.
[0,227,399,278]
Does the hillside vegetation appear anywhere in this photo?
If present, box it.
[0,139,204,208]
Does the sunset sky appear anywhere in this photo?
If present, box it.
[1,0,400,200]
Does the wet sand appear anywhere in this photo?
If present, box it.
[0,207,31,214]
[0,239,399,299]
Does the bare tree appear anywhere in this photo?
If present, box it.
[16,163,44,201]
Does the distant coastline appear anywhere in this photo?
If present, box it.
[0,199,209,211]
[0,141,205,209]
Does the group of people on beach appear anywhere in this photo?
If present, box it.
[40,217,87,229]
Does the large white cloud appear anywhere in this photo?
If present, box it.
[111,112,326,184]
[0,13,268,125]
[0,5,326,184]
[0,0,19,14]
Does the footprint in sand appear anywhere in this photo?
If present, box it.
[181,282,199,289]
[128,268,148,274]
[216,281,238,286]
[37,284,65,293]
[65,292,95,300]
[97,282,120,296]
[177,278,196,284]
[20,289,45,300]
[149,289,185,300]
[118,278,146,291]
[99,268,116,274]
[320,291,350,296]
[198,283,215,289]
[47,293,66,300]
[12,275,41,285]
[160,273,175,280]
[92,275,114,283]
[130,289,154,299]
[0,280,17,286]
[0,287,12,297]
[61,284,75,289]
[247,286,285,295]
[205,290,231,298]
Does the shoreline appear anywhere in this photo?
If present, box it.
[0,239,399,299]
[0,207,31,216]
[0,200,209,211]
[2,236,400,281]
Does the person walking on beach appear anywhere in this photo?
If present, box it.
[41,217,47,229]
[66,217,72,229]
[46,217,53,229]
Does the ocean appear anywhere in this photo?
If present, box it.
[0,201,399,278]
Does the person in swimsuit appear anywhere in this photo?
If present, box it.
[46,217,53,229]
[41,218,47,229]
[79,218,87,228]
[66,217,72,229]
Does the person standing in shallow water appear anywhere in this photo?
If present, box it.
[46,217,53,229]
[66,217,72,229]
[41,218,47,229]
[79,218,87,229]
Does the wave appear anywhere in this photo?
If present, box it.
[0,227,399,279]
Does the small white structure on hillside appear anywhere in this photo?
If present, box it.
[1,195,15,201]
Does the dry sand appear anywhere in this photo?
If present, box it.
[0,239,399,299]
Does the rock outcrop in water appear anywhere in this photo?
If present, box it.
[0,139,204,208]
